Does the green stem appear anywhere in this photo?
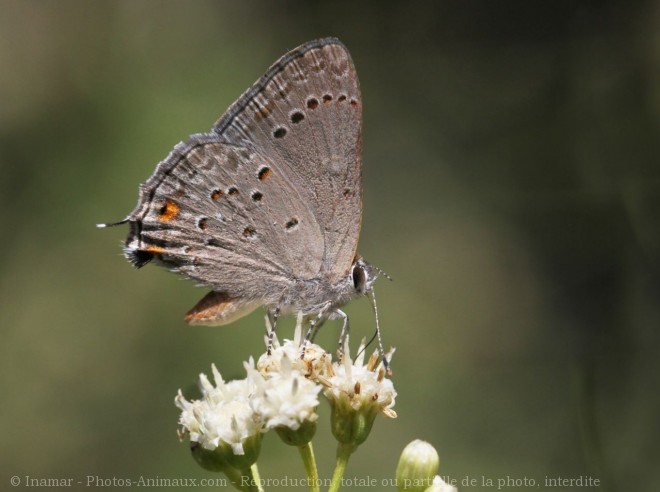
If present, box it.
[329,443,356,492]
[222,467,249,492]
[250,463,265,492]
[298,442,320,492]
[222,465,263,492]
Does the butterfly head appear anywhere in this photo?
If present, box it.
[351,257,381,296]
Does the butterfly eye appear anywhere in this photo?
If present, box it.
[352,262,368,294]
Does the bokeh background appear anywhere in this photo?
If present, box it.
[2,1,659,491]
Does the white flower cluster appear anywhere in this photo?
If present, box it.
[175,366,260,454]
[256,313,330,380]
[323,338,397,419]
[247,355,321,432]
[176,314,396,456]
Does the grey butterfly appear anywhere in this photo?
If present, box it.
[101,38,384,359]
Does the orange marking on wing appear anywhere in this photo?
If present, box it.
[255,106,271,119]
[144,245,165,254]
[159,200,179,222]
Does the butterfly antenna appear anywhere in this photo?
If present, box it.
[368,288,391,375]
[374,265,393,282]
[96,218,129,228]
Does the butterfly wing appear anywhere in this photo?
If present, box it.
[123,38,362,311]
[124,134,324,303]
[213,37,363,282]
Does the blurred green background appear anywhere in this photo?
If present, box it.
[2,1,659,491]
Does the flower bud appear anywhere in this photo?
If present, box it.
[223,433,262,471]
[276,419,317,447]
[329,393,379,446]
[190,442,228,473]
[324,338,397,448]
[396,440,440,492]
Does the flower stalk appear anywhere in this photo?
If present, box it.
[330,442,356,492]
[298,441,320,492]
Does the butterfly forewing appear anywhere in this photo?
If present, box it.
[213,38,363,282]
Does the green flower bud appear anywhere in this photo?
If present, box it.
[329,391,379,447]
[276,419,317,447]
[396,440,440,492]
[190,442,228,473]
[323,339,397,448]
[223,433,262,471]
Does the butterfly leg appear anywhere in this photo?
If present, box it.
[299,302,332,361]
[266,306,281,355]
[304,302,332,341]
[309,316,328,341]
[335,309,350,361]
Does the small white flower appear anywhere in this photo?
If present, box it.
[175,364,262,455]
[248,355,321,431]
[257,312,331,380]
[323,337,397,418]
[322,337,396,447]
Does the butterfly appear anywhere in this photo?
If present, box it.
[100,38,387,365]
